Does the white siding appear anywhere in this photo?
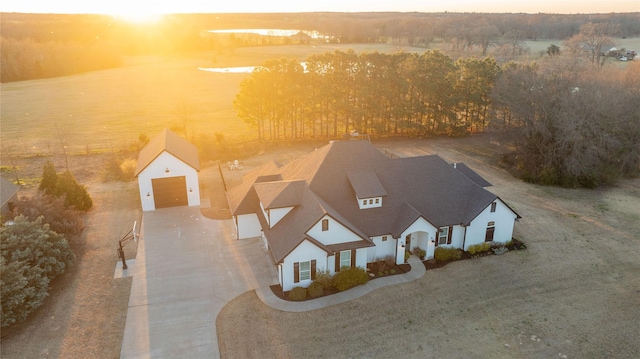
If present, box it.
[281,240,328,291]
[236,214,262,239]
[464,199,517,250]
[307,215,362,245]
[137,151,200,211]
[369,235,396,262]
[269,207,294,228]
[436,225,464,249]
[356,196,383,209]
[400,217,438,249]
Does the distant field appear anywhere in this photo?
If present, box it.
[0,43,423,155]
[2,39,637,156]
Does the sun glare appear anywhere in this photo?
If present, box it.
[111,9,163,24]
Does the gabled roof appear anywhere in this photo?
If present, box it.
[135,129,200,176]
[229,140,511,262]
[242,161,282,182]
[254,180,305,209]
[1,177,19,207]
[453,162,492,187]
[347,170,387,198]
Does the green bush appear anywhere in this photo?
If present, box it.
[435,247,462,262]
[1,215,75,328]
[468,243,492,255]
[288,286,307,301]
[333,267,369,292]
[404,250,410,263]
[313,270,334,289]
[11,194,84,239]
[38,160,58,195]
[307,281,324,298]
[54,171,92,211]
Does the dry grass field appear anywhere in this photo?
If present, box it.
[1,40,639,358]
[0,43,424,156]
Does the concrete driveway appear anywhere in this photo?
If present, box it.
[120,206,278,358]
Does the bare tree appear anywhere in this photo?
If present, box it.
[565,22,619,69]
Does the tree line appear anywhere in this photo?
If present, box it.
[235,45,640,187]
[2,12,638,82]
[234,50,500,140]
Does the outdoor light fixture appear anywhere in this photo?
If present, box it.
[189,187,193,192]
[165,168,170,173]
[146,192,150,197]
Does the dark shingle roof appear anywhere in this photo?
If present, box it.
[347,170,387,198]
[228,140,506,262]
[1,177,19,208]
[452,162,492,187]
[135,129,200,176]
[254,180,305,209]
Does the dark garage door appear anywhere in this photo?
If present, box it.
[152,176,188,209]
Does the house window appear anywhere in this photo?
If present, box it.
[375,198,379,204]
[382,235,387,242]
[490,202,497,213]
[340,250,351,268]
[299,261,311,281]
[485,221,495,242]
[322,219,329,231]
[438,227,449,245]
[369,199,373,204]
[294,260,316,283]
[362,200,367,206]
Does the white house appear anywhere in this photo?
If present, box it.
[135,129,200,211]
[227,140,520,291]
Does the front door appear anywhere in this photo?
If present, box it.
[405,234,411,251]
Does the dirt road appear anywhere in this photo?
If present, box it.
[217,135,640,358]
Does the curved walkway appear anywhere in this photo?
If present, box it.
[255,255,426,312]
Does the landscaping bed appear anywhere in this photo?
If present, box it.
[423,238,526,270]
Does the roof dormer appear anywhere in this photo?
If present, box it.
[347,170,387,210]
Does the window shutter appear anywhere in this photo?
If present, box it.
[294,262,300,283]
[447,226,452,244]
[351,249,356,268]
[311,260,317,280]
[335,254,340,272]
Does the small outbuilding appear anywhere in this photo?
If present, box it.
[135,129,200,211]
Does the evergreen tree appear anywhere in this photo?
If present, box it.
[38,160,57,195]
[54,171,93,211]
[1,215,74,327]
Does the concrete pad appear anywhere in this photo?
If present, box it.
[114,260,137,279]
[120,206,278,359]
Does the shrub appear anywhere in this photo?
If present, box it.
[333,267,369,292]
[288,286,307,301]
[11,194,84,253]
[468,243,492,255]
[38,160,57,195]
[1,215,75,327]
[413,247,426,260]
[492,246,509,255]
[55,171,92,211]
[307,281,324,298]
[313,270,334,289]
[404,250,410,263]
[119,158,137,180]
[435,247,462,262]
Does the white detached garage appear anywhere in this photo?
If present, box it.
[135,129,200,211]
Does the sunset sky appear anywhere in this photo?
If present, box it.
[1,0,638,15]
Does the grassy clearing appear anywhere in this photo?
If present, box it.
[1,43,424,157]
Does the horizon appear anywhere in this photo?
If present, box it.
[1,0,638,16]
